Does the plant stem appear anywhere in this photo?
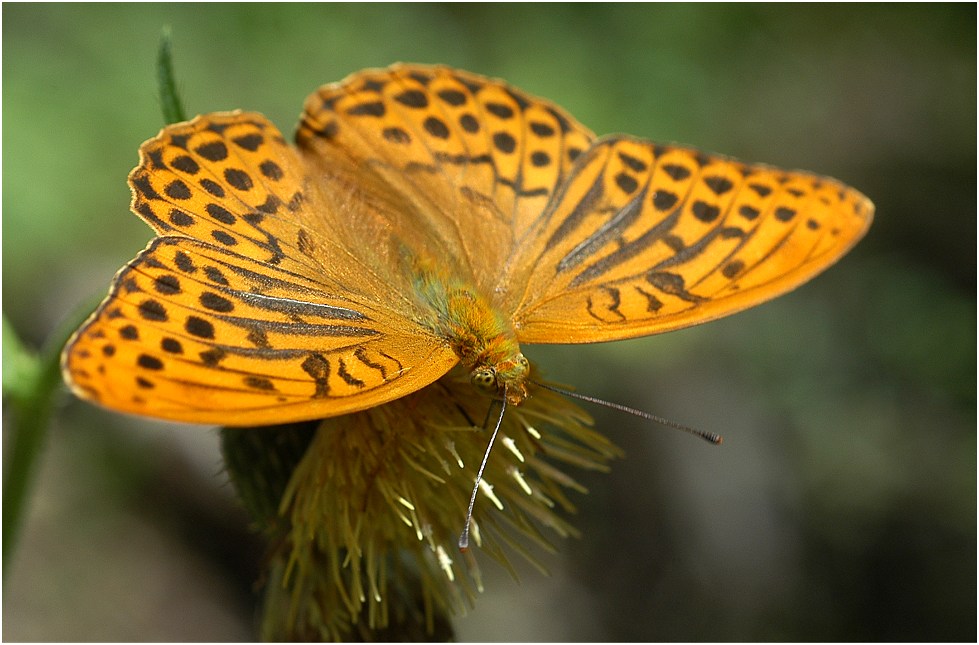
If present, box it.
[157,26,187,124]
[2,303,98,575]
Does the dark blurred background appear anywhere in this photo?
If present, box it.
[3,4,975,641]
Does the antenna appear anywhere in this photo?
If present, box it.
[457,380,720,552]
[458,393,507,552]
[529,379,723,445]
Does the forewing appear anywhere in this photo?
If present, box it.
[63,237,458,425]
[510,136,874,343]
[64,111,457,425]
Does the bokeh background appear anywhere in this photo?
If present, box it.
[3,4,974,641]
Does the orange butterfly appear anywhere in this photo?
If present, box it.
[62,64,873,426]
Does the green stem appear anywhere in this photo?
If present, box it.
[157,26,187,124]
[2,302,99,575]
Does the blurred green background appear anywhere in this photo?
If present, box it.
[3,3,975,641]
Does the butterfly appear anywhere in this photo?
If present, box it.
[61,64,873,426]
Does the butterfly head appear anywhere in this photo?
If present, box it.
[470,353,529,405]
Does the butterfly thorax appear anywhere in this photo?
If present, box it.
[410,257,529,404]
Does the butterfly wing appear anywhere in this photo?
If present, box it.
[296,64,596,292]
[63,112,457,425]
[507,136,874,343]
[294,66,872,345]
[64,67,874,424]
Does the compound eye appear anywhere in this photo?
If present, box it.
[517,355,529,370]
[471,367,497,392]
